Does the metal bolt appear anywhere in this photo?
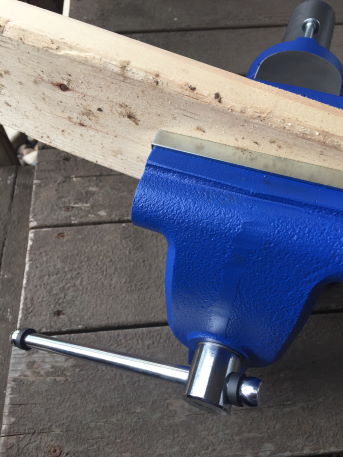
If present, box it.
[302,18,320,38]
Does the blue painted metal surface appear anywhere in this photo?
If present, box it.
[132,147,343,367]
[132,33,343,368]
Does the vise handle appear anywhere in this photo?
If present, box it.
[11,329,261,413]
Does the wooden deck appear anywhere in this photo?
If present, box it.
[1,1,343,456]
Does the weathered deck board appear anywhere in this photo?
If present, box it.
[0,166,16,426]
[30,150,137,228]
[0,167,33,427]
[19,224,166,332]
[70,1,343,77]
[70,0,343,31]
[31,174,136,227]
[128,25,343,75]
[2,313,343,457]
[33,149,118,180]
[0,167,16,252]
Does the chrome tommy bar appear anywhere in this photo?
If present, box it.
[11,329,261,412]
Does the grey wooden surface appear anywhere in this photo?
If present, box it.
[0,167,33,428]
[70,1,343,77]
[1,0,343,455]
[2,314,343,457]
[19,223,166,332]
[31,150,136,228]
[0,167,16,249]
[0,167,17,415]
[128,25,343,75]
[70,0,343,31]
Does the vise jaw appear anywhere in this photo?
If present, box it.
[132,130,343,411]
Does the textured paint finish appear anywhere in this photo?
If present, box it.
[132,146,343,366]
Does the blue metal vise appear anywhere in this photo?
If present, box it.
[132,0,343,411]
[9,0,343,416]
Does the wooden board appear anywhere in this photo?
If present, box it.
[0,2,343,181]
[70,0,343,32]
[2,313,343,457]
[19,224,167,333]
[0,166,33,428]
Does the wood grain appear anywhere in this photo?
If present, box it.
[0,167,16,258]
[0,167,16,427]
[0,2,343,180]
[70,0,343,32]
[33,148,118,180]
[2,314,343,456]
[30,150,137,228]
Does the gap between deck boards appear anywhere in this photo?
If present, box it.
[30,219,132,230]
[119,22,343,35]
[37,309,343,337]
[43,321,168,336]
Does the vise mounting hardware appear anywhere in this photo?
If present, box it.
[12,0,343,414]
